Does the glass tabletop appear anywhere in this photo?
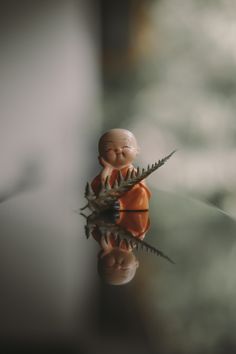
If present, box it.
[1,188,236,354]
[80,189,236,354]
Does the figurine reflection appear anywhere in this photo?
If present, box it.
[93,210,150,285]
[82,209,174,286]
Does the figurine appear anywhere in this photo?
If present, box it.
[81,128,176,212]
[92,128,151,211]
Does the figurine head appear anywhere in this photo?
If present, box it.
[98,247,139,286]
[98,128,139,169]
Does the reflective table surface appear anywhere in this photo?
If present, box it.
[1,189,236,354]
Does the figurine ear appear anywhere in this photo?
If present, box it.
[136,146,140,154]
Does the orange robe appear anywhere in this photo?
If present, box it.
[91,166,151,211]
[117,211,150,239]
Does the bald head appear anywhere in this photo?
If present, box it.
[99,129,137,154]
[98,129,139,169]
[98,247,139,286]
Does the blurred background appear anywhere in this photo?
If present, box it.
[100,0,236,218]
[0,0,236,353]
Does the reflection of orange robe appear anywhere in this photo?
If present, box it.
[92,211,150,250]
[117,211,150,239]
[91,166,151,211]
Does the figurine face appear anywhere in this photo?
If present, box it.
[99,129,138,169]
[98,247,139,285]
[102,247,137,268]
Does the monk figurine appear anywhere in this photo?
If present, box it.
[81,128,175,213]
[91,128,151,211]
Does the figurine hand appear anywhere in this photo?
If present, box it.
[100,233,112,250]
[98,156,113,168]
[98,156,114,181]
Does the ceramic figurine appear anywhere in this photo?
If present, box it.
[81,128,176,212]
